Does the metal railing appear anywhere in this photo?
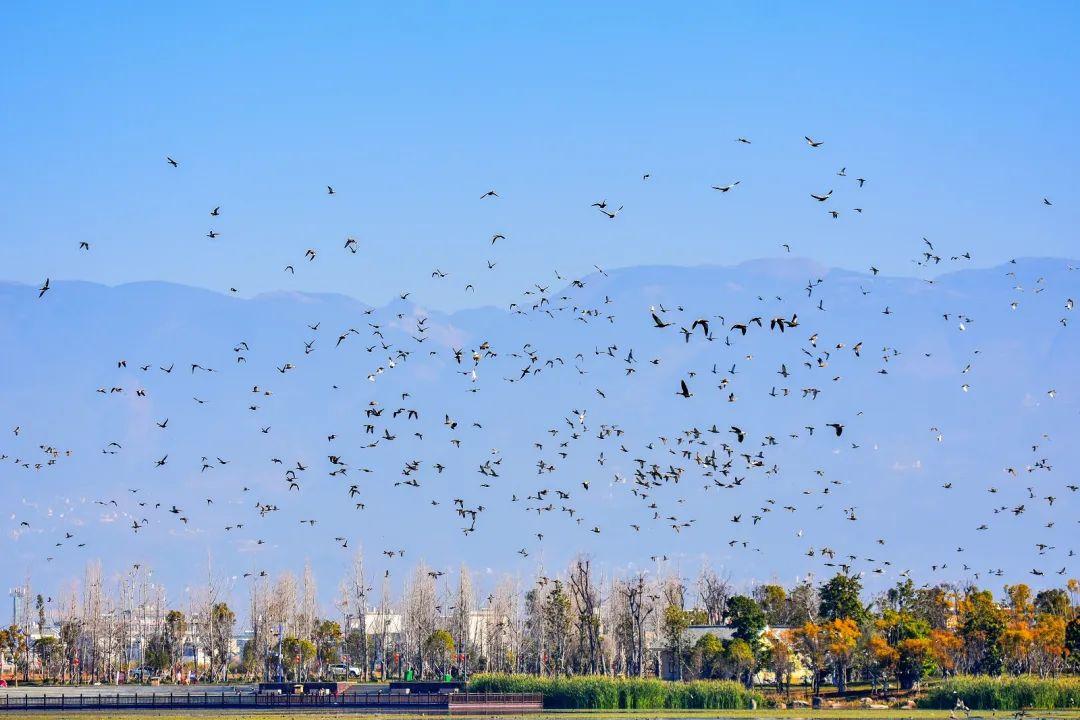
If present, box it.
[0,691,543,711]
[448,692,543,705]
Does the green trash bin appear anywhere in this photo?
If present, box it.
[443,674,452,682]
[404,669,414,681]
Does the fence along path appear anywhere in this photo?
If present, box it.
[0,691,543,712]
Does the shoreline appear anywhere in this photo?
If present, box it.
[3,711,1080,720]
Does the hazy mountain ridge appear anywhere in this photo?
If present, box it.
[1,257,1078,600]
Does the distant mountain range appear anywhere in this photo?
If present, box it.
[1,257,1078,601]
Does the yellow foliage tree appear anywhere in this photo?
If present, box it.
[866,633,898,691]
[1000,620,1034,675]
[929,628,963,676]
[1031,614,1066,677]
[823,618,860,694]
[1005,584,1034,619]
[789,623,827,695]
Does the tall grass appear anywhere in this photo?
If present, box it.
[919,676,1080,710]
[468,674,764,709]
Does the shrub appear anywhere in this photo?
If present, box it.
[918,675,1080,710]
[468,674,763,709]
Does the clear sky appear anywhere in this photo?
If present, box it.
[2,2,1077,310]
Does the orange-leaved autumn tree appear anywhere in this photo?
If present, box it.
[789,623,828,695]
[895,637,932,689]
[1000,583,1044,676]
[865,633,898,690]
[929,628,963,677]
[823,618,861,694]
[1031,613,1066,677]
[1000,620,1035,675]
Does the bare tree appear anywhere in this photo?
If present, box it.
[449,564,473,676]
[522,573,548,675]
[345,549,370,678]
[82,561,104,681]
[614,573,655,677]
[403,562,438,677]
[299,562,318,641]
[373,576,395,679]
[660,573,686,610]
[16,576,35,681]
[247,575,272,680]
[484,576,520,674]
[567,557,604,674]
[698,562,732,624]
[271,571,298,637]
[57,581,80,684]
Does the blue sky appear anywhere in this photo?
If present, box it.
[2,2,1077,310]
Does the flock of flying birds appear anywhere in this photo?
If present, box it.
[6,134,1077,590]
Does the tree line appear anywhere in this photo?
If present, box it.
[3,554,1078,689]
